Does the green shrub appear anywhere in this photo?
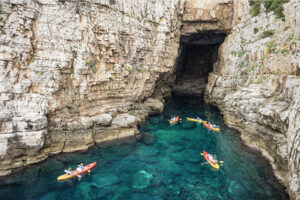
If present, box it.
[239,61,246,69]
[253,27,259,34]
[264,0,289,20]
[249,0,289,20]
[261,30,275,38]
[249,0,261,17]
[266,40,276,48]
[286,34,293,42]
[231,51,237,56]
[0,5,2,22]
[238,49,248,58]
[249,65,259,72]
[266,40,277,53]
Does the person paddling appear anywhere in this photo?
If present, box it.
[64,167,73,175]
[76,163,84,172]
[208,154,217,164]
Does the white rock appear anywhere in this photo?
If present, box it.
[92,114,112,126]
[112,114,136,128]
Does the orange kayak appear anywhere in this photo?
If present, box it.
[169,116,179,125]
[203,151,219,169]
[203,122,220,132]
[57,162,97,181]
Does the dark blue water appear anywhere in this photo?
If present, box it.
[0,97,288,200]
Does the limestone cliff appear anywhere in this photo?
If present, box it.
[0,0,299,199]
[205,0,300,199]
[0,0,184,175]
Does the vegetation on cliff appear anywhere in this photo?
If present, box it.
[249,0,290,20]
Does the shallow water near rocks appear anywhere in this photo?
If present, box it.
[0,96,289,200]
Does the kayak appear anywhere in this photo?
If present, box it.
[169,116,179,125]
[203,122,220,132]
[202,151,219,170]
[186,117,207,123]
[57,162,97,181]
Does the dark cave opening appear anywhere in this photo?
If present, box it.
[172,32,226,97]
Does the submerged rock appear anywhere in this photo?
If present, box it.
[132,170,153,189]
[92,174,120,188]
[228,180,241,194]
[135,146,159,157]
[141,132,157,146]
[179,121,197,130]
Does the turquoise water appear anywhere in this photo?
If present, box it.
[0,96,288,200]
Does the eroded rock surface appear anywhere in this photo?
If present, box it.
[0,0,185,175]
[205,1,300,199]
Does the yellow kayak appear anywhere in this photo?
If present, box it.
[186,117,207,123]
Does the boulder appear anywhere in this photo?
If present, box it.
[91,114,112,126]
[132,170,153,189]
[92,174,120,188]
[80,117,93,129]
[143,98,164,115]
[112,114,136,128]
[141,132,157,146]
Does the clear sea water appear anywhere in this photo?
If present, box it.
[0,96,289,200]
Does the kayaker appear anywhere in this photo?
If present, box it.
[208,154,217,164]
[76,163,84,172]
[64,167,73,175]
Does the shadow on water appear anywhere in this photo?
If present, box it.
[0,96,289,200]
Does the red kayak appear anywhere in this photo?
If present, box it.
[169,116,179,125]
[202,151,219,169]
[57,162,97,181]
[203,122,220,132]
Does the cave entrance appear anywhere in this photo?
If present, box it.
[172,31,226,97]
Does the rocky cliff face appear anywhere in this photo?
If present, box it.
[0,0,299,199]
[0,0,185,175]
[205,0,300,199]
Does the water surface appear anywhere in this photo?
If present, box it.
[0,96,288,200]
